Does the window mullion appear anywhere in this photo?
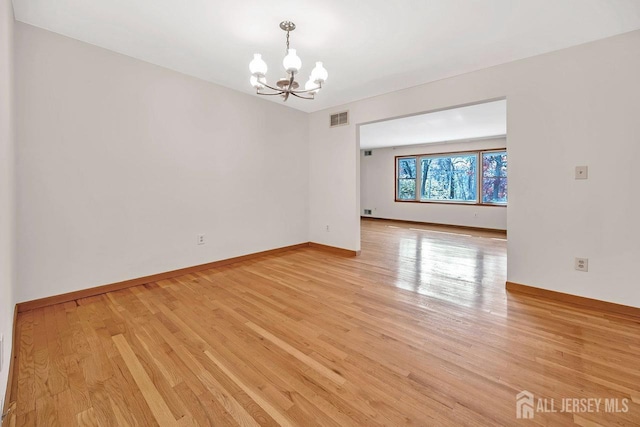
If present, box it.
[415,157,422,201]
[476,153,481,204]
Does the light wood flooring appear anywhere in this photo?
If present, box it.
[7,219,640,426]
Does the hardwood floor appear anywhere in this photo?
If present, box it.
[8,219,640,426]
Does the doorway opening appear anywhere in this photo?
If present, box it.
[357,98,507,239]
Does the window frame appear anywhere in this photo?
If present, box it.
[396,157,418,201]
[480,149,508,206]
[394,148,507,207]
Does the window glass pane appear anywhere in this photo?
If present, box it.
[421,155,477,202]
[398,158,416,179]
[482,151,507,178]
[398,179,416,200]
[482,151,507,203]
[482,177,507,203]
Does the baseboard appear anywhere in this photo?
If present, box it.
[2,306,17,423]
[361,216,507,235]
[16,241,359,313]
[17,243,310,313]
[309,242,360,257]
[506,281,640,318]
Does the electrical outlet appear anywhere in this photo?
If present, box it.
[575,166,588,180]
[197,234,205,245]
[575,257,589,272]
[325,225,330,232]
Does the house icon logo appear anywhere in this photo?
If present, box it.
[517,391,535,419]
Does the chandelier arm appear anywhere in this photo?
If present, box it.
[290,92,315,100]
[256,91,286,96]
[289,87,320,95]
[260,82,286,92]
[289,81,322,94]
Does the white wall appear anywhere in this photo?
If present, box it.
[15,23,309,303]
[360,137,507,230]
[309,121,361,251]
[0,0,15,406]
[310,30,640,308]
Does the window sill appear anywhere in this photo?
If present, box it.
[394,199,507,207]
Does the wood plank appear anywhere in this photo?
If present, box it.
[203,349,295,427]
[111,334,178,427]
[245,322,347,386]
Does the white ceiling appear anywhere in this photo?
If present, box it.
[359,100,506,150]
[12,0,640,113]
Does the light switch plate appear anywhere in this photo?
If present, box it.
[575,166,588,180]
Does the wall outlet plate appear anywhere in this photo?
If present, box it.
[575,166,588,179]
[197,234,205,245]
[575,257,589,272]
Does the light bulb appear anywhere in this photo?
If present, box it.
[249,54,268,77]
[282,49,302,74]
[305,78,319,93]
[250,75,265,89]
[311,61,328,83]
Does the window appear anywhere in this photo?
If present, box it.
[482,151,507,204]
[396,149,507,205]
[421,154,477,202]
[397,157,416,200]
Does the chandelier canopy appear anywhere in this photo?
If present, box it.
[249,21,328,102]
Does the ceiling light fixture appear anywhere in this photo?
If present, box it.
[249,21,328,102]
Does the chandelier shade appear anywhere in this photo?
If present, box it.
[249,75,266,89]
[282,49,302,74]
[249,54,268,77]
[249,21,328,101]
[311,62,328,83]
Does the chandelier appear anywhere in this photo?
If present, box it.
[249,21,328,101]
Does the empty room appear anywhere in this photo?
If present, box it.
[1,0,639,426]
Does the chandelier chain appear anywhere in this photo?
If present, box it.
[286,30,290,52]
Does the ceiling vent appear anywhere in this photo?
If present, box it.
[364,150,372,156]
[330,111,349,127]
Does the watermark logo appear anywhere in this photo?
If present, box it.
[516,391,535,419]
[516,390,629,420]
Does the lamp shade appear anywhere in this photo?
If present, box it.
[249,54,268,76]
[250,75,266,89]
[305,78,320,93]
[311,61,328,83]
[283,49,302,74]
